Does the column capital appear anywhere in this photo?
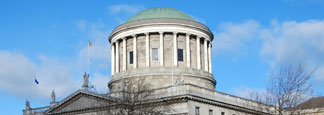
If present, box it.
[144,32,149,35]
[172,32,178,35]
[115,39,119,43]
[132,34,137,37]
[159,31,164,34]
[207,37,212,41]
[196,35,201,38]
[185,33,191,36]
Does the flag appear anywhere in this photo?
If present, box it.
[35,78,39,84]
[88,41,92,47]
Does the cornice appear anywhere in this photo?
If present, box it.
[108,19,214,42]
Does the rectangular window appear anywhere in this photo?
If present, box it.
[209,109,213,115]
[152,48,158,61]
[129,51,133,64]
[195,107,200,115]
[221,112,225,115]
[178,49,183,61]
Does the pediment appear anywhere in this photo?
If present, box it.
[46,90,111,114]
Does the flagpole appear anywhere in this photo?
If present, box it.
[35,78,37,107]
[87,41,90,74]
[34,76,36,104]
[32,75,36,107]
[34,75,37,107]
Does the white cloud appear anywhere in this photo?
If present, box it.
[75,19,111,72]
[230,85,314,105]
[191,15,207,25]
[0,19,112,100]
[213,19,324,83]
[73,19,112,94]
[108,4,145,24]
[108,4,145,15]
[213,20,261,58]
[260,20,324,81]
[0,51,79,99]
[75,20,87,31]
[229,85,267,100]
[90,73,109,94]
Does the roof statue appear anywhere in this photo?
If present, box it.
[50,90,57,107]
[25,100,30,110]
[82,72,89,90]
[51,90,55,103]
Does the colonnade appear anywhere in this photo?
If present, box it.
[111,32,212,75]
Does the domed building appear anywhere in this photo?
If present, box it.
[108,7,215,92]
[23,8,276,115]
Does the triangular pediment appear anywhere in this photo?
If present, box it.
[46,90,112,114]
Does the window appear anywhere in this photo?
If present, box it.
[129,51,133,64]
[209,109,213,115]
[178,49,183,61]
[152,48,158,61]
[221,112,225,115]
[195,107,200,115]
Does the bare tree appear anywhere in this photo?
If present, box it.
[245,64,315,115]
[98,78,171,115]
[255,64,315,115]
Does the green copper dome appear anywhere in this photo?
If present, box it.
[127,7,195,22]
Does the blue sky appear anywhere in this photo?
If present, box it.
[1,0,324,114]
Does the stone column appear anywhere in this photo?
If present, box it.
[208,42,212,73]
[123,38,126,71]
[145,33,150,67]
[196,36,201,69]
[111,43,115,75]
[204,38,208,71]
[186,34,190,67]
[159,31,164,66]
[116,41,119,73]
[173,32,178,66]
[133,35,137,69]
